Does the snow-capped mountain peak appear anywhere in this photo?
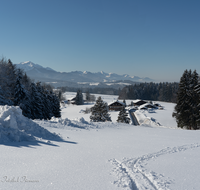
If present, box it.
[83,71,89,74]
[15,61,154,87]
[16,61,55,72]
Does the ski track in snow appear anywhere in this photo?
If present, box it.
[109,143,200,190]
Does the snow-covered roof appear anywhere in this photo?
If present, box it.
[138,103,157,109]
[108,100,125,106]
[68,97,76,101]
[132,99,147,103]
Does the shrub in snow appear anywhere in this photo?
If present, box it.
[0,105,61,143]
[82,107,91,114]
[90,96,112,122]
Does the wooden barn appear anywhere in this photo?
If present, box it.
[108,100,125,111]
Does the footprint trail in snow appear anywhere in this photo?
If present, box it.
[109,143,200,190]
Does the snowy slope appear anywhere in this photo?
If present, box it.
[0,93,200,190]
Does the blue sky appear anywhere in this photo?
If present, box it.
[1,0,200,82]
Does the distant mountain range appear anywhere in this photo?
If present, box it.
[15,61,154,88]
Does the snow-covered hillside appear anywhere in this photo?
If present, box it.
[0,92,200,190]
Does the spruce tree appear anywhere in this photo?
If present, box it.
[117,106,130,124]
[75,90,84,105]
[188,70,200,129]
[14,73,26,106]
[90,96,111,122]
[20,94,32,119]
[85,91,91,102]
[173,70,200,129]
[21,73,31,91]
[51,92,61,118]
[123,99,126,107]
[0,86,12,105]
[30,83,44,120]
[44,90,54,119]
[195,78,200,127]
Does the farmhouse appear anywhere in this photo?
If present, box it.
[139,103,158,110]
[108,100,125,111]
[132,99,147,106]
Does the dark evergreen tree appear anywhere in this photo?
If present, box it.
[172,70,200,129]
[194,78,200,126]
[30,83,43,120]
[45,90,54,119]
[75,90,84,105]
[187,70,200,129]
[85,91,90,102]
[0,58,17,102]
[0,87,13,105]
[123,99,126,107]
[51,92,61,118]
[117,106,130,124]
[14,73,26,106]
[21,73,32,91]
[6,59,17,101]
[90,96,111,122]
[36,82,47,119]
[20,93,32,119]
[173,70,191,128]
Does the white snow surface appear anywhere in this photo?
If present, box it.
[0,106,61,143]
[0,92,200,190]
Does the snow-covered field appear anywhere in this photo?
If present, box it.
[1,92,200,190]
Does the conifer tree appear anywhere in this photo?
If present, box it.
[51,92,61,118]
[0,87,12,105]
[30,83,44,120]
[173,70,200,129]
[6,59,17,100]
[194,78,200,126]
[14,73,26,106]
[123,99,126,107]
[187,70,200,129]
[20,94,32,119]
[85,91,90,102]
[21,73,32,91]
[90,96,111,122]
[173,70,191,128]
[75,90,84,105]
[44,90,54,119]
[117,106,130,124]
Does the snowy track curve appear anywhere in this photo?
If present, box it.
[109,143,200,190]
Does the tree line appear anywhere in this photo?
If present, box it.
[118,82,179,103]
[58,86,120,96]
[0,58,61,120]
